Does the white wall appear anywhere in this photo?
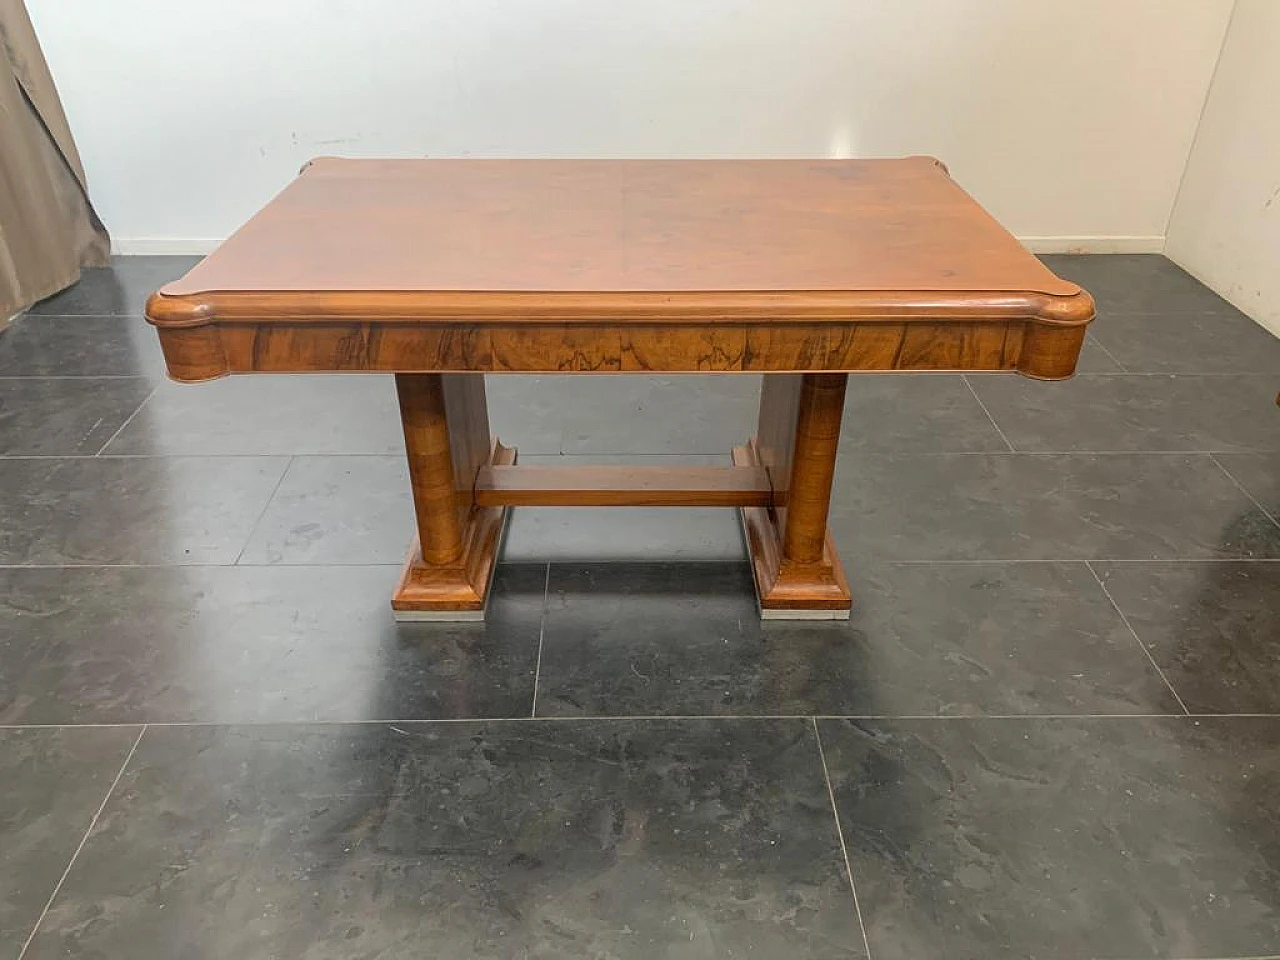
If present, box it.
[28,0,1232,254]
[1166,1,1280,337]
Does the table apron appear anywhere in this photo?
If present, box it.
[155,318,1086,381]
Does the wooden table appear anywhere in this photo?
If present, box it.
[146,157,1093,621]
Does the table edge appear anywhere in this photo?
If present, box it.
[145,288,1096,328]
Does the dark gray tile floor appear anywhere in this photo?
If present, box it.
[819,716,1280,960]
[0,254,1277,959]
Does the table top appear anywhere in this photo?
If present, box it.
[150,157,1091,326]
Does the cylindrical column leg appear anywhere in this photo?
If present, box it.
[781,373,847,564]
[395,373,464,565]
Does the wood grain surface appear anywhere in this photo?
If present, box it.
[156,317,1084,380]
[474,464,773,508]
[159,157,1081,298]
[391,374,509,615]
[148,157,1092,381]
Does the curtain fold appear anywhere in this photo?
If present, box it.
[0,0,109,319]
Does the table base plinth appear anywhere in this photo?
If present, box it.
[393,372,855,622]
[390,506,508,622]
[391,424,515,621]
[733,443,853,620]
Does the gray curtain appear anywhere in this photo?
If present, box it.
[0,0,109,319]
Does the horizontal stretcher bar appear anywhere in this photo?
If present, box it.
[473,464,774,508]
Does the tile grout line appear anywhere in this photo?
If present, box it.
[1208,453,1280,529]
[0,451,730,461]
[2,712,1278,731]
[961,375,1016,452]
[1,454,298,461]
[19,312,140,320]
[93,385,157,455]
[2,559,1280,570]
[885,558,1280,565]
[0,561,456,569]
[530,562,551,717]
[1086,561,1191,715]
[812,718,874,960]
[17,724,147,959]
[231,457,295,565]
[3,449,1279,461]
[1087,336,1128,372]
[0,375,155,381]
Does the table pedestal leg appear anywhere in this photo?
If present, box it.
[735,373,852,619]
[391,373,513,621]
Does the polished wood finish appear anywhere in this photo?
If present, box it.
[146,157,1093,619]
[155,316,1083,381]
[148,158,1093,384]
[735,444,852,616]
[474,464,773,509]
[158,157,1084,300]
[753,375,803,525]
[395,374,464,564]
[781,374,848,564]
[736,376,853,616]
[391,373,510,617]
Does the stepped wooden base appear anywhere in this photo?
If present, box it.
[391,372,853,622]
[391,441,515,621]
[734,443,852,619]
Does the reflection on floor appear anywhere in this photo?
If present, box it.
[1,255,1278,959]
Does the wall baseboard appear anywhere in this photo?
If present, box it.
[114,235,1170,257]
[115,238,223,255]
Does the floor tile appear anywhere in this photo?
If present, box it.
[0,456,288,565]
[537,562,763,717]
[503,455,746,564]
[0,315,166,378]
[1088,309,1280,374]
[237,453,749,567]
[237,455,412,565]
[560,375,760,455]
[104,374,405,456]
[1039,254,1242,315]
[486,375,570,455]
[3,253,1277,959]
[0,564,545,724]
[505,505,747,564]
[969,373,1280,452]
[535,562,1180,718]
[1214,451,1280,519]
[24,721,865,959]
[827,452,1280,562]
[0,726,141,957]
[1074,336,1125,373]
[26,255,201,317]
[0,378,153,456]
[1095,561,1280,715]
[818,716,1280,960]
[839,375,1006,453]
[830,562,1183,718]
